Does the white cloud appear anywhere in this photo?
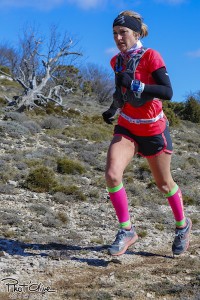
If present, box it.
[67,0,107,10]
[105,47,118,56]
[186,49,200,58]
[0,0,187,10]
[0,0,64,10]
[154,0,186,4]
[0,0,108,10]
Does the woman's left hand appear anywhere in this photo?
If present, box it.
[116,72,145,93]
[116,72,132,89]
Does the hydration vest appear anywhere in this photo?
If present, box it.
[113,48,154,108]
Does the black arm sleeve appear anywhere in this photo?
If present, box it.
[109,100,119,114]
[143,67,173,100]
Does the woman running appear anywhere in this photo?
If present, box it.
[102,10,192,256]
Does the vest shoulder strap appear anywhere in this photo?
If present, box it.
[126,48,148,74]
[115,47,148,75]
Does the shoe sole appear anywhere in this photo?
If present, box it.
[173,218,192,256]
[109,234,138,256]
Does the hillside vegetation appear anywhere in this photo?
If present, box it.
[0,82,199,300]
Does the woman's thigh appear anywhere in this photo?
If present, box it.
[106,135,138,187]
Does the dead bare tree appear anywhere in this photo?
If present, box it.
[80,63,114,103]
[0,25,82,112]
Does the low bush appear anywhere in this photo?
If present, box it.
[57,158,85,175]
[41,116,65,129]
[0,121,31,138]
[0,97,7,105]
[3,112,28,123]
[24,166,57,192]
[183,96,200,123]
[45,102,64,115]
[22,121,42,134]
[162,101,180,126]
[62,123,112,142]
[52,185,86,201]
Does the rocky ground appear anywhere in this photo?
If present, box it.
[0,90,199,300]
[0,189,199,300]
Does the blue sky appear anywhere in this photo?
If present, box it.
[0,0,199,102]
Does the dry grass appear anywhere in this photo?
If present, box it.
[0,94,199,300]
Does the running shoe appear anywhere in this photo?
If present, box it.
[172,217,192,255]
[108,225,138,256]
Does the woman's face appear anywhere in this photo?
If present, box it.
[113,26,138,52]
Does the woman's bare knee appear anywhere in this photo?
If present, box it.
[156,181,175,194]
[105,169,122,187]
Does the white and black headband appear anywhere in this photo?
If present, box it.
[113,15,142,33]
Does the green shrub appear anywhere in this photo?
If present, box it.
[62,123,112,142]
[52,185,86,201]
[3,112,28,123]
[22,121,42,134]
[65,108,81,117]
[155,223,164,231]
[147,179,156,189]
[0,65,11,75]
[136,161,152,181]
[27,108,46,116]
[82,114,103,124]
[41,116,64,129]
[162,101,180,126]
[183,194,195,205]
[0,121,31,138]
[24,166,57,192]
[0,209,22,225]
[0,97,6,105]
[0,78,20,88]
[25,159,44,168]
[187,157,199,166]
[45,102,64,115]
[82,80,92,95]
[139,161,151,173]
[30,204,51,215]
[57,211,69,224]
[183,96,200,123]
[57,158,85,175]
[138,230,147,238]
